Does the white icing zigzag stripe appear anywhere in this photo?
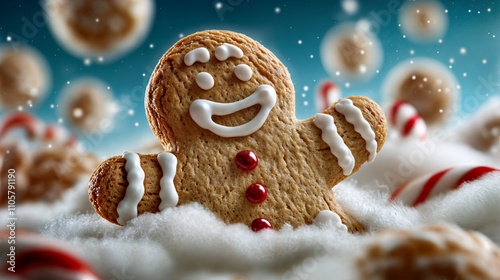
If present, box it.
[157,152,178,210]
[314,113,355,175]
[335,99,377,162]
[116,151,145,225]
[184,47,210,66]
[215,43,243,61]
[189,85,277,137]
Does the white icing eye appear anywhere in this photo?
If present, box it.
[234,64,252,81]
[196,72,214,90]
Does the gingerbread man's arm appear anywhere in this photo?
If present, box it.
[299,96,387,187]
[89,153,177,225]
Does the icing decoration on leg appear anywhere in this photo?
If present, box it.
[157,152,178,210]
[189,85,277,137]
[313,210,348,231]
[388,100,427,140]
[335,99,378,162]
[215,43,243,61]
[313,113,355,175]
[390,166,500,207]
[315,79,340,112]
[184,47,210,66]
[116,151,145,225]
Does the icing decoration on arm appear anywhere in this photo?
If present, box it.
[184,47,210,66]
[313,113,355,175]
[215,43,243,61]
[196,72,214,90]
[157,152,178,210]
[390,166,500,207]
[335,99,378,162]
[234,64,252,81]
[313,210,348,231]
[189,85,276,137]
[116,151,145,225]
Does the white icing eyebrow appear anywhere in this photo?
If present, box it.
[184,47,210,66]
[215,43,243,61]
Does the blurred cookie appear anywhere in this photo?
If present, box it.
[356,224,500,280]
[0,45,50,109]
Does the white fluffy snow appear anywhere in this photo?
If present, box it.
[2,167,500,279]
[3,99,500,279]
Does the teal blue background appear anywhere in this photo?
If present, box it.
[0,0,498,156]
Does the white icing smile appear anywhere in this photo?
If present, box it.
[189,85,277,137]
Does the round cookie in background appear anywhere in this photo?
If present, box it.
[356,224,500,280]
[399,0,448,44]
[320,21,383,84]
[0,44,50,110]
[58,78,115,134]
[382,58,459,127]
[43,0,154,61]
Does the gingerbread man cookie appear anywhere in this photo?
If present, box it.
[89,30,387,232]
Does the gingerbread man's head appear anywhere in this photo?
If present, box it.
[145,30,296,151]
[89,30,387,232]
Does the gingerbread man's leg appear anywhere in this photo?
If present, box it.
[89,152,178,225]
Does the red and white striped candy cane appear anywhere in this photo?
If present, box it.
[43,124,78,147]
[389,166,500,207]
[0,112,43,140]
[315,79,341,112]
[0,112,78,147]
[0,231,101,280]
[387,100,427,140]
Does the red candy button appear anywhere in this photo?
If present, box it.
[235,150,258,171]
[251,218,272,232]
[245,183,267,204]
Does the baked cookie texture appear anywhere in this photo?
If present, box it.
[356,224,500,280]
[89,30,387,231]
